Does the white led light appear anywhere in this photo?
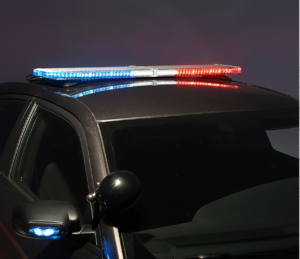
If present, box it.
[133,70,154,77]
[156,69,177,77]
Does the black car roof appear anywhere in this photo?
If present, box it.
[0,78,298,122]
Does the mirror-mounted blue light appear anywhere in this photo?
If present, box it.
[28,227,60,237]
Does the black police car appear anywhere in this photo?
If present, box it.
[0,65,298,259]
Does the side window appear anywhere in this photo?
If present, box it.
[11,106,90,223]
[0,100,25,161]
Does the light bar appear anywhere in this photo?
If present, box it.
[33,64,241,80]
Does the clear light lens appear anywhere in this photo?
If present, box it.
[33,64,241,81]
[28,227,60,237]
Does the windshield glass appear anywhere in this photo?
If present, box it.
[99,109,299,259]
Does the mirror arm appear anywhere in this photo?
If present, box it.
[86,182,100,203]
[72,224,95,235]
[85,170,140,212]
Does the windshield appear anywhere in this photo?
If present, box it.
[99,109,299,259]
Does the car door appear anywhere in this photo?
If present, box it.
[0,95,31,259]
[0,96,103,259]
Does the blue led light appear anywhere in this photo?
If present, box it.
[33,70,43,77]
[28,227,60,237]
[44,229,55,236]
[34,68,134,80]
[33,228,43,236]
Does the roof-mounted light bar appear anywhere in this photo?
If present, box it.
[33,64,241,80]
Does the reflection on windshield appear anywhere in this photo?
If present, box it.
[99,110,299,259]
[134,177,298,258]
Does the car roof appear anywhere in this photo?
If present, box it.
[0,78,298,122]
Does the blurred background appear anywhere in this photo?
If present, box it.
[0,0,298,98]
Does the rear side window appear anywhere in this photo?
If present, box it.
[0,100,25,161]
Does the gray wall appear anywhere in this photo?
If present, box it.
[1,0,298,98]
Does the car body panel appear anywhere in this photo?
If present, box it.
[77,80,298,121]
[0,80,297,123]
[0,78,298,259]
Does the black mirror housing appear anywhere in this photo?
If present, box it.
[11,200,81,238]
[98,170,140,213]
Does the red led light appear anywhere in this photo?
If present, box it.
[176,81,239,89]
[175,65,242,78]
[176,65,241,78]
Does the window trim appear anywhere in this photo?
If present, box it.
[30,99,102,249]
[0,95,34,175]
[7,99,95,197]
[0,95,35,202]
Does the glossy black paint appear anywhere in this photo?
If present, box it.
[12,200,81,238]
[0,79,298,123]
[0,78,298,259]
[79,80,298,121]
[99,171,140,213]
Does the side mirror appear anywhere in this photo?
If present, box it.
[87,170,140,213]
[11,200,82,238]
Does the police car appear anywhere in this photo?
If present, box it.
[0,65,298,259]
